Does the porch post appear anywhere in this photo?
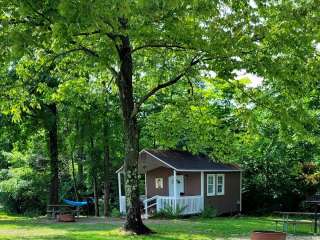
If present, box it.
[144,200,148,219]
[144,173,148,219]
[173,169,177,212]
[201,171,204,210]
[118,171,122,213]
[144,173,147,197]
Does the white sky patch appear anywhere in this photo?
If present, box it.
[200,69,262,88]
[200,70,217,78]
[230,56,242,62]
[219,3,232,18]
[234,69,263,88]
[139,72,146,78]
[312,41,320,53]
[249,0,258,8]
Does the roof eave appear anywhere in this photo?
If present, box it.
[115,148,242,173]
[116,165,123,173]
[144,149,242,172]
[172,169,242,172]
[143,149,178,170]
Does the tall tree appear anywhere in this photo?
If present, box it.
[2,0,320,234]
[47,103,59,204]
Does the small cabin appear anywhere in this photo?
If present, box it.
[117,149,242,217]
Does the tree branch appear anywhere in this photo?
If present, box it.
[101,18,116,32]
[0,17,44,26]
[50,48,87,62]
[131,55,205,117]
[25,1,51,23]
[130,47,261,117]
[78,44,100,58]
[131,43,196,54]
[40,42,118,80]
[73,30,102,37]
[67,43,119,77]
[221,78,275,113]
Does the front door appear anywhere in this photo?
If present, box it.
[168,175,184,197]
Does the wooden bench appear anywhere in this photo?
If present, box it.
[71,208,83,218]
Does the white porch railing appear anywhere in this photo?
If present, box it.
[120,195,204,217]
[156,195,203,215]
[143,195,159,218]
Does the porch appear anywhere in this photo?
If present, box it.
[117,149,241,217]
[120,194,204,217]
[118,168,205,217]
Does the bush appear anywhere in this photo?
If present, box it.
[23,208,43,217]
[152,204,186,219]
[0,165,48,215]
[110,208,121,217]
[200,207,217,218]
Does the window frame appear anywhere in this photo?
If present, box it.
[216,174,225,195]
[155,177,163,189]
[207,174,216,196]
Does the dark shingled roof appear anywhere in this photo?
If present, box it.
[145,149,240,171]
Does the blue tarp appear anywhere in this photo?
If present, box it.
[63,199,91,207]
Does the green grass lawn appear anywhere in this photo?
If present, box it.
[0,211,314,240]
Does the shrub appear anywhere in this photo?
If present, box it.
[200,207,217,218]
[0,163,48,214]
[152,204,186,219]
[110,208,121,217]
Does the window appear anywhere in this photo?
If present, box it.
[207,174,216,196]
[207,174,225,196]
[216,174,225,195]
[155,178,163,189]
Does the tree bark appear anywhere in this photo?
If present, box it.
[103,143,111,217]
[77,144,85,192]
[71,153,79,200]
[115,28,152,234]
[93,173,99,216]
[48,103,59,205]
[90,137,99,217]
[76,120,85,192]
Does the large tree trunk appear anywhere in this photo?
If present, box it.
[103,94,111,217]
[103,143,111,217]
[48,103,59,205]
[116,30,152,234]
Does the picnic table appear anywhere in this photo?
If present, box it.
[274,211,318,234]
[305,200,320,234]
[47,204,74,219]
